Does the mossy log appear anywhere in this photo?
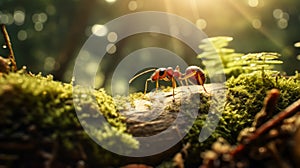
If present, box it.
[122,84,226,136]
[116,84,226,165]
[0,70,299,167]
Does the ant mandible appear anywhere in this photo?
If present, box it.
[129,65,207,98]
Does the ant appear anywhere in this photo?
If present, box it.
[129,65,207,99]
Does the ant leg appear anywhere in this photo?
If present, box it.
[197,73,208,93]
[197,73,204,85]
[179,80,184,86]
[184,79,189,85]
[144,79,151,94]
[155,80,159,92]
[171,77,176,99]
[202,85,208,93]
[182,71,196,92]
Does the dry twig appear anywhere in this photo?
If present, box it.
[1,24,17,71]
[232,89,300,156]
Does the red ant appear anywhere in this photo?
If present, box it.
[129,65,207,98]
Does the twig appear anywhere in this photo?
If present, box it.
[247,98,300,143]
[232,95,300,156]
[252,89,280,128]
[1,24,17,71]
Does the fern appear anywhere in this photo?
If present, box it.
[197,36,283,79]
[197,36,244,78]
[229,52,283,72]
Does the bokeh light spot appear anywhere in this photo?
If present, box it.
[106,43,117,54]
[196,19,207,30]
[17,30,27,41]
[294,42,300,48]
[46,5,56,15]
[105,0,117,3]
[277,18,288,29]
[34,22,44,31]
[128,1,138,11]
[252,19,262,29]
[273,9,283,19]
[0,13,14,25]
[107,32,118,42]
[32,13,48,23]
[39,13,48,22]
[14,10,25,25]
[248,0,259,7]
[282,12,290,20]
[92,24,107,36]
[44,57,56,71]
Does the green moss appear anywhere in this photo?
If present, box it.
[182,90,226,167]
[0,69,77,134]
[225,71,300,139]
[0,69,138,166]
[73,86,127,130]
[180,71,300,167]
[225,71,299,140]
[114,91,152,112]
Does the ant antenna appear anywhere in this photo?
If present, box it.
[129,68,156,84]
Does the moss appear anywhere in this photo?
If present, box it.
[220,71,299,142]
[114,92,146,111]
[179,71,300,167]
[0,69,138,166]
[0,69,78,134]
[182,90,226,167]
[73,86,127,130]
[224,71,300,140]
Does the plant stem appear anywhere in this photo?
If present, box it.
[1,24,17,71]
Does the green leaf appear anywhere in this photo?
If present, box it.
[200,36,233,49]
[197,51,218,58]
[259,53,281,59]
[263,60,283,64]
[216,48,235,54]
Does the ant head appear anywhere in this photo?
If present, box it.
[151,68,167,81]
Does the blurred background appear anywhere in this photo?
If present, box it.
[0,0,300,90]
